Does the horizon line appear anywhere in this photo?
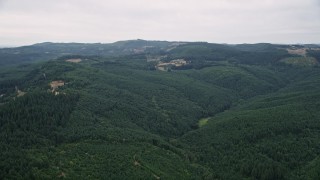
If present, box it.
[1,39,320,48]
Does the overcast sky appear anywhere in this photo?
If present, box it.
[0,0,319,46]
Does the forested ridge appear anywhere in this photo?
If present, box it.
[0,40,319,179]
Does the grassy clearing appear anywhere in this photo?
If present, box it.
[280,57,318,66]
[198,118,210,128]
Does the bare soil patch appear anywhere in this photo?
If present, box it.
[66,58,82,63]
[50,80,65,92]
[287,48,307,56]
[17,90,26,97]
[156,59,188,71]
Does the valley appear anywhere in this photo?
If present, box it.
[0,40,320,179]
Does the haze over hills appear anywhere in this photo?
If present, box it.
[1,39,319,66]
[0,40,320,179]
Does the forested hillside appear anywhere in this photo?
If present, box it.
[0,40,319,179]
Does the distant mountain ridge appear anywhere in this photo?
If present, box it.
[0,39,319,66]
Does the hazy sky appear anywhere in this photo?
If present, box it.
[0,0,319,46]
